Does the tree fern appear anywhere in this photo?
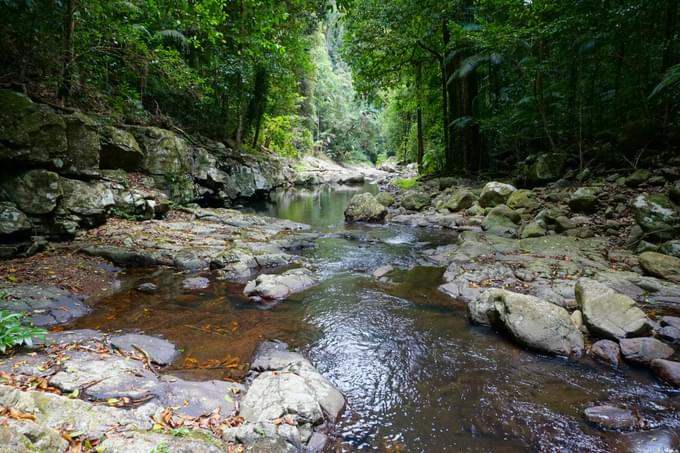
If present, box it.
[650,64,680,98]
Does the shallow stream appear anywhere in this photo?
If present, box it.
[75,184,680,452]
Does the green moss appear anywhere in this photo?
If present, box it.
[393,177,418,190]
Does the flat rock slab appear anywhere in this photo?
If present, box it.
[0,283,89,327]
[109,333,180,365]
[619,338,675,365]
[99,431,224,453]
[157,376,242,417]
[584,405,637,431]
[575,278,651,339]
[244,268,318,300]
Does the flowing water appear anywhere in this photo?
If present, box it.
[75,184,680,452]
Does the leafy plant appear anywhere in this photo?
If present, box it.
[393,177,418,190]
[0,310,47,353]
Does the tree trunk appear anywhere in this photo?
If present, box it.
[58,0,77,102]
[441,20,453,172]
[415,62,425,172]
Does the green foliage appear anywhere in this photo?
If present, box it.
[393,177,418,189]
[261,114,312,158]
[0,310,47,354]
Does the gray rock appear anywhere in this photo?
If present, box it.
[584,405,637,431]
[400,190,430,211]
[156,377,241,417]
[469,289,584,358]
[0,283,89,327]
[632,194,679,241]
[0,201,31,236]
[638,251,680,283]
[479,182,516,208]
[61,178,115,218]
[244,268,317,300]
[181,276,210,290]
[625,169,651,187]
[590,340,621,367]
[99,126,144,171]
[520,220,547,238]
[344,193,387,222]
[136,282,158,293]
[109,333,179,366]
[619,337,674,365]
[99,431,223,453]
[506,189,536,210]
[650,359,680,387]
[437,190,476,212]
[569,187,598,213]
[482,204,520,238]
[659,240,680,258]
[575,278,651,339]
[658,325,680,343]
[80,245,158,267]
[519,153,567,186]
[375,191,395,207]
[371,264,394,279]
[64,112,100,174]
[1,170,62,215]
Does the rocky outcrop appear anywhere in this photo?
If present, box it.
[632,194,679,241]
[344,193,387,222]
[469,289,584,358]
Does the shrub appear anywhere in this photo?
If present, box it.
[0,310,47,353]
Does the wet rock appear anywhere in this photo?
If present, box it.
[0,201,31,237]
[136,282,158,293]
[401,190,430,211]
[80,245,159,267]
[156,376,241,417]
[575,278,651,339]
[371,264,394,279]
[0,283,89,327]
[658,325,680,343]
[181,276,210,290]
[478,182,516,208]
[520,220,547,238]
[437,190,476,212]
[506,189,536,210]
[584,405,637,431]
[244,268,317,300]
[375,191,395,207]
[625,169,651,187]
[109,333,179,366]
[481,204,521,238]
[569,187,598,213]
[99,126,144,171]
[1,169,62,215]
[40,329,104,347]
[590,340,621,367]
[469,289,584,358]
[650,359,680,387]
[659,240,680,258]
[619,337,674,365]
[638,251,680,283]
[632,194,679,241]
[344,193,387,222]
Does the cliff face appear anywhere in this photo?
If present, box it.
[0,89,294,258]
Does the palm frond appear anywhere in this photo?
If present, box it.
[649,64,680,98]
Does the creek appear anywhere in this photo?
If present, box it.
[74,184,680,452]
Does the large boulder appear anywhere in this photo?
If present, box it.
[344,193,387,222]
[0,202,31,237]
[568,187,598,214]
[619,337,674,365]
[63,112,100,174]
[638,251,680,283]
[632,194,680,241]
[575,278,651,339]
[624,169,651,187]
[481,204,521,238]
[469,289,584,358]
[506,189,537,210]
[0,89,67,164]
[375,191,395,207]
[479,182,516,208]
[400,190,430,211]
[61,179,114,221]
[99,126,144,171]
[518,153,567,187]
[1,169,62,214]
[127,126,195,203]
[437,190,476,212]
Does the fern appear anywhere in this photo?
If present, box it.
[650,64,680,98]
[157,29,189,52]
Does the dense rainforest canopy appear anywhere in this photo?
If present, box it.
[1,0,679,175]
